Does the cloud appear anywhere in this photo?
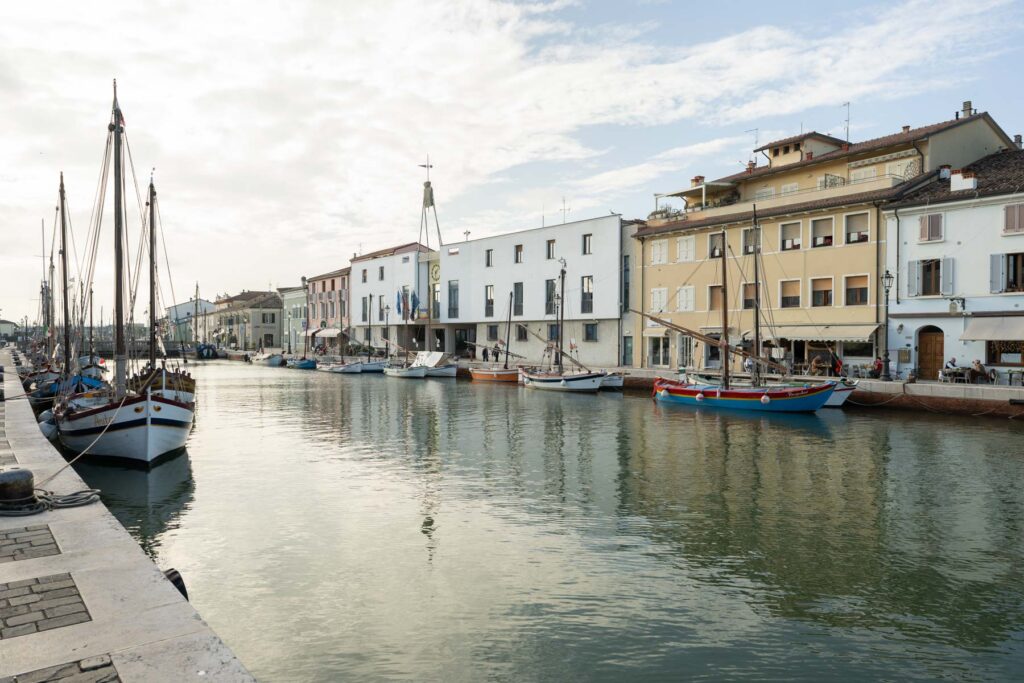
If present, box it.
[0,0,1017,320]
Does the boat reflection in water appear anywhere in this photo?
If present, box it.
[73,452,194,558]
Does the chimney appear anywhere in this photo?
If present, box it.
[746,160,756,173]
[962,100,974,117]
[938,164,952,180]
[902,125,911,133]
[691,175,705,187]
[806,150,814,160]
[1015,134,1023,150]
[950,168,978,192]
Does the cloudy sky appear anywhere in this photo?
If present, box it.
[1,0,1021,323]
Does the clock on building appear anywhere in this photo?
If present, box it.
[430,263,440,282]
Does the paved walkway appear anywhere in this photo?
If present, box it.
[0,350,253,682]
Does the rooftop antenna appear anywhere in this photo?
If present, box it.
[561,197,571,224]
[463,230,471,242]
[842,101,850,142]
[745,127,759,153]
[418,155,443,247]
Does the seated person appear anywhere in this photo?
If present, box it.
[945,357,958,371]
[869,356,883,378]
[809,355,826,376]
[969,359,995,384]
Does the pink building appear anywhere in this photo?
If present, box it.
[306,267,351,351]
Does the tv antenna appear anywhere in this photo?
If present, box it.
[842,101,850,142]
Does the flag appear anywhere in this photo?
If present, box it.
[402,289,410,321]
[410,292,419,320]
[396,290,403,316]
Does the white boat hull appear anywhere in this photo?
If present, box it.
[57,392,194,466]
[384,365,427,378]
[425,364,458,378]
[599,373,624,389]
[522,371,606,392]
[329,362,363,373]
[360,360,386,373]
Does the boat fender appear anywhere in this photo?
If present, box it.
[163,568,189,601]
[760,394,771,405]
[561,379,567,386]
[695,392,704,402]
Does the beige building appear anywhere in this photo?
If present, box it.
[634,102,1014,373]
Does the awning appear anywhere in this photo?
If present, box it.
[960,316,1024,341]
[642,327,669,337]
[317,328,342,338]
[304,329,320,337]
[765,324,879,342]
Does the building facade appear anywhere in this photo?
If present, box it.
[306,267,351,351]
[348,243,434,353]
[634,102,1013,374]
[279,285,306,354]
[194,291,283,350]
[164,298,215,344]
[884,148,1024,380]
[437,214,625,367]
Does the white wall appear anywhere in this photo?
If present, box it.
[350,246,431,338]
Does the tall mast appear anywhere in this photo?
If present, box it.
[112,80,127,397]
[302,276,309,358]
[59,173,71,375]
[89,287,94,357]
[751,205,761,387]
[366,293,372,362]
[557,259,566,374]
[720,230,730,390]
[504,290,513,369]
[194,283,199,343]
[148,178,157,368]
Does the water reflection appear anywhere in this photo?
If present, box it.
[84,362,1024,681]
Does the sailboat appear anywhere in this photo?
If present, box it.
[56,82,195,466]
[649,207,835,412]
[470,291,520,382]
[522,260,608,392]
[383,304,426,378]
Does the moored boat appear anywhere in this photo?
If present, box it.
[522,369,606,392]
[287,358,317,370]
[599,372,625,390]
[653,377,836,412]
[469,367,520,382]
[383,363,427,378]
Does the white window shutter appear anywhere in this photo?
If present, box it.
[990,254,1006,293]
[1006,205,1017,233]
[931,214,943,240]
[941,257,954,296]
[919,215,929,241]
[907,260,920,297]
[676,285,694,311]
[677,236,694,262]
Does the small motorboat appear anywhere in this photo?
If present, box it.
[599,372,625,390]
[469,367,520,383]
[287,358,317,370]
[383,363,427,378]
[521,369,607,392]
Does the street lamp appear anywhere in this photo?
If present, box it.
[881,269,894,381]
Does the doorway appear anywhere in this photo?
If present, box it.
[918,326,944,381]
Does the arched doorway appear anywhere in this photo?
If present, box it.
[918,325,944,381]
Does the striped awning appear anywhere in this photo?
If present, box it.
[765,324,879,342]
[317,328,342,338]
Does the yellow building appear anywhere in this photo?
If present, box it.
[633,102,1014,373]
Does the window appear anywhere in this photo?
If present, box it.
[363,328,370,342]
[484,285,495,317]
[919,214,943,242]
[361,269,367,283]
[678,334,693,368]
[742,228,759,255]
[1004,204,1024,234]
[649,337,669,367]
[447,247,459,255]
[811,278,832,306]
[987,340,1024,366]
[908,257,953,296]
[794,142,801,152]
[772,147,780,157]
[432,283,441,319]
[402,255,410,263]
[845,275,869,305]
[886,159,917,179]
[548,324,559,341]
[783,145,790,154]
[546,239,556,260]
[650,287,668,313]
[622,336,633,366]
[382,326,390,341]
[361,297,367,322]
[845,213,869,244]
[320,303,327,318]
[754,187,775,201]
[622,256,630,311]
[780,280,800,308]
[676,235,695,262]
[781,182,799,195]
[818,174,845,189]
[448,280,459,318]
[485,249,493,267]
[651,239,668,264]
[676,285,695,312]
[262,313,275,324]
[516,324,528,342]
[378,266,384,280]
[331,280,336,291]
[514,244,524,263]
[811,218,834,247]
[709,233,724,258]
[513,282,524,315]
[545,279,557,315]
[329,301,335,318]
[584,323,598,341]
[582,233,593,255]
[487,324,499,341]
[850,167,877,182]
[581,276,593,314]
[708,285,723,311]
[742,283,757,309]
[378,298,385,322]
[780,222,801,251]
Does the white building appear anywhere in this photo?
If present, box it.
[884,147,1024,381]
[279,285,306,354]
[437,214,627,367]
[348,242,435,353]
[164,298,214,343]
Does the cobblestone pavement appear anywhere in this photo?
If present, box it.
[0,525,60,564]
[0,573,91,639]
[0,654,120,682]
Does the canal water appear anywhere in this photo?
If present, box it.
[74,362,1024,681]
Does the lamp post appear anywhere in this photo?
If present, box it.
[881,269,894,381]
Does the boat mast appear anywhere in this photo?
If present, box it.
[366,293,372,362]
[148,178,157,368]
[302,276,309,358]
[557,258,566,374]
[89,287,94,358]
[751,205,761,387]
[112,81,127,398]
[719,231,730,390]
[59,173,71,376]
[194,283,199,344]
[504,290,513,369]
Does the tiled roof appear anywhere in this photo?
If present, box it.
[890,149,1024,208]
[218,290,276,304]
[635,174,938,238]
[713,113,995,185]
[753,131,846,153]
[350,241,433,263]
[308,266,351,281]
